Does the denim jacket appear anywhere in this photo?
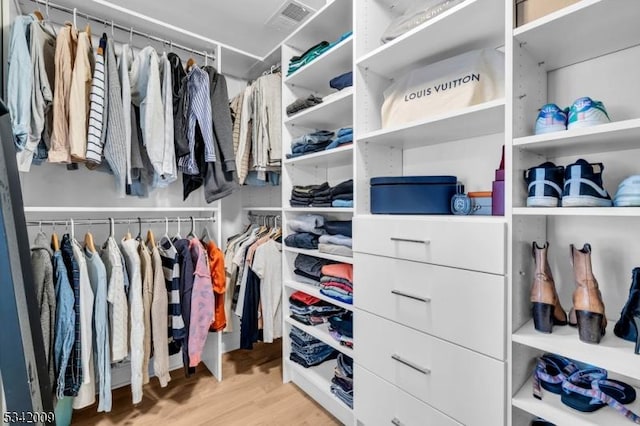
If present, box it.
[52,250,76,398]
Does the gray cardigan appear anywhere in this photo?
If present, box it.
[31,232,56,390]
[203,66,238,203]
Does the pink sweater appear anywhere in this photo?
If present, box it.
[188,239,214,367]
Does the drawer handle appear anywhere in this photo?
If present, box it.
[391,289,431,303]
[391,418,403,426]
[391,354,431,375]
[390,237,430,245]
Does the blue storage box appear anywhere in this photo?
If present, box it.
[370,176,457,214]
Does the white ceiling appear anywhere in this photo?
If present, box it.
[21,0,327,58]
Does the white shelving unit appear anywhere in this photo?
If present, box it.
[510,0,640,424]
[280,2,355,424]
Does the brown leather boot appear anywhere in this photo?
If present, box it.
[531,242,568,333]
[569,243,607,344]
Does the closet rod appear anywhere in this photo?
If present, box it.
[23,0,216,59]
[25,216,215,227]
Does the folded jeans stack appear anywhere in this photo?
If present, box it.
[320,263,353,303]
[290,182,330,207]
[330,72,353,91]
[293,254,336,285]
[289,291,346,326]
[330,179,353,208]
[284,232,319,249]
[286,94,323,116]
[289,326,338,368]
[287,130,335,159]
[329,312,353,348]
[288,214,326,235]
[325,128,353,151]
[331,353,354,408]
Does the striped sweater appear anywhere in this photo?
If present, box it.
[158,237,185,355]
[104,37,127,198]
[85,35,107,166]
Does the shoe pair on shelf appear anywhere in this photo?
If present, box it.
[533,353,639,421]
[531,242,606,344]
[525,159,612,207]
[535,97,611,135]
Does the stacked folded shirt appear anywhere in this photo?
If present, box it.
[290,179,354,208]
[289,291,346,326]
[329,312,353,348]
[320,263,353,303]
[289,326,338,368]
[290,182,330,207]
[286,94,323,116]
[318,220,353,258]
[330,71,353,91]
[325,127,353,151]
[284,232,319,249]
[293,253,336,285]
[331,354,354,408]
[287,31,353,76]
[287,130,335,159]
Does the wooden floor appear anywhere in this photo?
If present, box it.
[72,342,340,426]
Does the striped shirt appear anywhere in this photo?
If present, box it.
[177,66,216,175]
[158,237,185,355]
[85,35,107,166]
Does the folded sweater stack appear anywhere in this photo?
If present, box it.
[290,179,353,208]
[320,263,353,304]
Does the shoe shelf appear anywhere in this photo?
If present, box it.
[284,207,354,213]
[513,377,640,426]
[284,36,353,93]
[283,145,353,167]
[285,316,353,357]
[513,0,640,70]
[284,247,354,264]
[356,0,504,79]
[284,88,354,129]
[513,118,640,157]
[357,99,505,149]
[513,207,640,217]
[286,359,353,424]
[285,280,353,312]
[513,320,640,379]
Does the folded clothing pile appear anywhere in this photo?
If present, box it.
[290,179,353,208]
[325,127,353,151]
[285,214,325,249]
[331,354,354,408]
[293,253,336,284]
[286,94,323,116]
[289,291,346,326]
[289,326,338,368]
[329,312,353,348]
[287,31,353,76]
[287,130,335,159]
[320,263,353,303]
[330,71,353,91]
[319,220,353,258]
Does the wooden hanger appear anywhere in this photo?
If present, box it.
[33,10,44,21]
[84,231,96,253]
[146,229,156,248]
[186,57,196,71]
[51,232,60,251]
[124,219,132,240]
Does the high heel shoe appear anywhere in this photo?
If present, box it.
[614,267,640,354]
[531,242,568,333]
[568,243,607,344]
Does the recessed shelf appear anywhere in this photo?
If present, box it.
[286,359,353,425]
[285,88,354,129]
[357,99,505,149]
[513,208,640,217]
[513,118,640,157]
[284,247,353,264]
[284,207,354,213]
[513,320,640,379]
[283,0,352,53]
[284,144,353,167]
[285,317,353,357]
[357,0,504,79]
[285,280,353,311]
[23,206,220,213]
[513,377,640,426]
[285,36,353,93]
[514,0,640,70]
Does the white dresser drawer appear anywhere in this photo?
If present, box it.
[353,216,506,274]
[355,364,461,426]
[354,253,505,360]
[355,310,505,426]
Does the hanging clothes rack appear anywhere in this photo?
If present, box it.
[23,0,216,60]
[246,212,281,228]
[25,216,215,227]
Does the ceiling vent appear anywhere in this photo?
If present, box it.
[265,0,316,31]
